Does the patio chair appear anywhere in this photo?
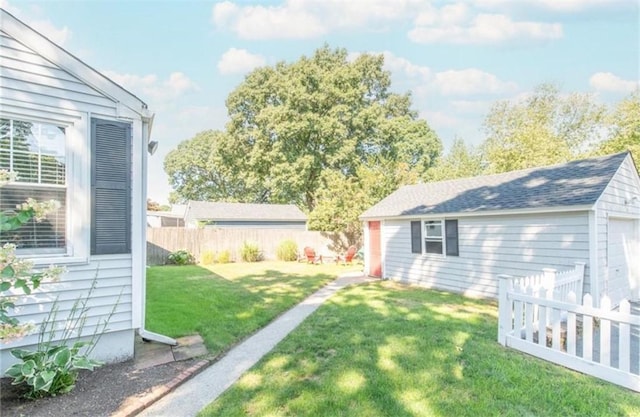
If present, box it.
[336,245,357,265]
[303,246,322,264]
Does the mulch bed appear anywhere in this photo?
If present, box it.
[1,358,201,417]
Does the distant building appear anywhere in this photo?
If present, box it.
[184,201,307,230]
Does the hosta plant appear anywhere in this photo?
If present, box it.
[5,342,102,398]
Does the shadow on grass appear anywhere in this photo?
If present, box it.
[200,281,640,417]
[145,264,341,357]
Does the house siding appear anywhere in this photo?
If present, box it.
[0,32,118,117]
[0,28,140,364]
[595,156,640,306]
[201,220,307,230]
[0,255,134,367]
[381,212,590,299]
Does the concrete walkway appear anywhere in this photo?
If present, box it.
[138,272,374,417]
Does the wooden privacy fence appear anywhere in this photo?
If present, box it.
[498,268,640,392]
[146,228,339,265]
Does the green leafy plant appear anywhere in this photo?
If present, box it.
[0,175,65,341]
[276,240,298,261]
[200,250,216,265]
[216,250,232,264]
[167,249,195,265]
[240,241,261,263]
[4,277,120,398]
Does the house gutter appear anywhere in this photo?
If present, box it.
[139,113,177,346]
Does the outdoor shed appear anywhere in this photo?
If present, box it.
[0,9,159,366]
[184,200,308,230]
[360,152,640,307]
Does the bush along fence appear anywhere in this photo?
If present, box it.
[497,263,640,393]
[146,228,339,265]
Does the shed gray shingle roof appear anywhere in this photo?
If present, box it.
[360,152,631,219]
[185,201,307,223]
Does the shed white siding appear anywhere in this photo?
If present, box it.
[0,27,141,364]
[382,212,590,299]
[595,156,640,306]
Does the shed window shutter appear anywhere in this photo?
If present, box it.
[410,221,421,254]
[445,219,459,256]
[91,118,131,255]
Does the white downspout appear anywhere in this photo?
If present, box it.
[139,113,176,346]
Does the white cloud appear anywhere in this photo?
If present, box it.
[420,110,461,129]
[218,48,266,75]
[433,68,518,95]
[211,0,423,40]
[473,0,632,11]
[1,0,72,45]
[589,72,639,94]
[410,12,562,44]
[101,71,198,103]
[381,51,431,81]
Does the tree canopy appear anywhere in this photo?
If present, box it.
[165,46,441,243]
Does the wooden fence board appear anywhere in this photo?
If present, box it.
[146,227,343,265]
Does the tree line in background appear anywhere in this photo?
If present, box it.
[164,46,639,246]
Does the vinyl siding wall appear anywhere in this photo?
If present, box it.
[595,156,640,305]
[382,212,590,299]
[0,31,137,364]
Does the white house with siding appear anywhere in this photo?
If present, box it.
[0,9,165,366]
[360,152,640,307]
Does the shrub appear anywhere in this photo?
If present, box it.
[4,277,119,398]
[217,250,232,264]
[167,250,195,265]
[276,240,298,261]
[200,250,216,265]
[240,241,261,262]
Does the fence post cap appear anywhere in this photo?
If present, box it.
[497,274,513,280]
[542,268,557,273]
[574,261,586,266]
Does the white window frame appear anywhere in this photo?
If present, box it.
[0,108,90,266]
[422,219,446,256]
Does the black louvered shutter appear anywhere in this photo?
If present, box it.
[445,219,459,256]
[410,221,422,254]
[91,118,131,255]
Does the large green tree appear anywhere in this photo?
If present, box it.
[594,90,640,173]
[482,84,606,173]
[215,45,440,211]
[164,130,252,203]
[427,137,484,181]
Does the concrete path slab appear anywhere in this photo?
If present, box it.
[138,273,373,417]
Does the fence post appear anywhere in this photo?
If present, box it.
[542,268,557,291]
[498,274,513,345]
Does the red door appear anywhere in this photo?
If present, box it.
[369,221,382,278]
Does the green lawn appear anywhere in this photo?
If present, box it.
[199,281,640,417]
[145,261,358,356]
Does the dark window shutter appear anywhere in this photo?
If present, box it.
[91,118,131,255]
[410,221,422,254]
[445,219,459,256]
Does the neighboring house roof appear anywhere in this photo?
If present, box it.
[361,152,633,219]
[0,8,150,119]
[185,201,307,223]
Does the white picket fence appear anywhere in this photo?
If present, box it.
[498,266,640,392]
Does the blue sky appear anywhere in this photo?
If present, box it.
[4,0,639,204]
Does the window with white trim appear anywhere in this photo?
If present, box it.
[0,118,67,254]
[411,219,459,256]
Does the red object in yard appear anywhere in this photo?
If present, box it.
[368,221,381,277]
[303,246,322,264]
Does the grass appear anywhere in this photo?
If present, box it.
[199,281,640,417]
[145,261,358,356]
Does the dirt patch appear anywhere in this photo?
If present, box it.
[1,358,202,417]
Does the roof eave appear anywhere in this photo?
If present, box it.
[359,204,595,221]
[1,9,150,118]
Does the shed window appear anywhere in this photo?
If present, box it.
[0,119,66,254]
[410,219,459,257]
